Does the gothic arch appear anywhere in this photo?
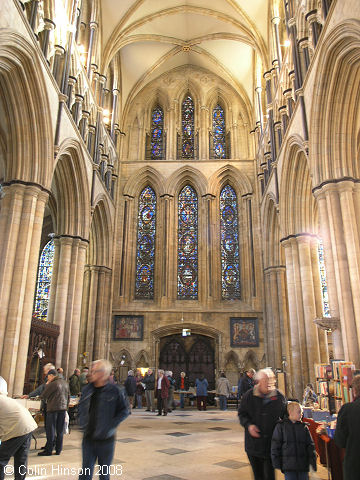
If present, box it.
[280,137,316,237]
[310,20,360,185]
[166,165,208,197]
[53,139,91,238]
[0,30,53,186]
[88,197,113,267]
[208,165,253,197]
[243,349,260,370]
[134,349,150,367]
[224,350,239,367]
[123,166,165,197]
[263,194,282,268]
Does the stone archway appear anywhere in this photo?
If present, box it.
[152,323,223,390]
[159,333,215,389]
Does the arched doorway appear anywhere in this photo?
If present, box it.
[159,334,215,389]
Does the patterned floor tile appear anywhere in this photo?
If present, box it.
[214,460,249,469]
[165,432,191,437]
[116,438,141,443]
[156,448,190,455]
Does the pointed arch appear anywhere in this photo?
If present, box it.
[0,30,53,186]
[280,136,315,237]
[208,165,253,197]
[123,166,165,197]
[262,194,283,268]
[180,93,195,159]
[88,196,113,267]
[134,349,150,367]
[53,139,91,238]
[310,20,360,185]
[166,165,208,197]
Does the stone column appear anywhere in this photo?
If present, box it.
[313,188,344,358]
[282,239,302,399]
[0,183,49,395]
[41,18,55,61]
[110,88,120,140]
[323,183,359,363]
[296,235,321,380]
[72,94,84,126]
[53,236,73,368]
[309,237,329,362]
[68,240,88,372]
[93,267,112,359]
[86,21,98,76]
[255,87,264,135]
[272,17,282,68]
[85,266,100,361]
[80,110,90,140]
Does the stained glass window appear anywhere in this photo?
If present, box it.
[135,186,156,299]
[181,95,195,159]
[178,185,198,299]
[33,239,55,320]
[150,105,164,159]
[318,239,330,317]
[220,185,241,299]
[213,104,226,158]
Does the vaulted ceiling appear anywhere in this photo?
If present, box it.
[100,0,270,109]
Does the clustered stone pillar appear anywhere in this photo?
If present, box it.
[281,234,326,398]
[47,235,88,377]
[313,181,360,364]
[79,266,112,363]
[0,183,49,396]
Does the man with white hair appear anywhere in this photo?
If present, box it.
[238,368,286,480]
[0,376,38,480]
[78,359,129,480]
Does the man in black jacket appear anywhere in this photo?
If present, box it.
[238,368,256,400]
[238,368,286,480]
[334,374,360,480]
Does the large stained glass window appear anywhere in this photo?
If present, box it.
[33,239,55,320]
[135,186,156,299]
[213,104,226,159]
[318,239,330,317]
[178,185,198,299]
[150,105,164,159]
[220,185,241,299]
[181,95,195,159]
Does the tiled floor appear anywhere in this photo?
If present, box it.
[18,408,330,480]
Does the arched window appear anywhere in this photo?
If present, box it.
[212,104,226,159]
[181,95,195,159]
[318,239,330,317]
[135,186,157,299]
[33,238,55,320]
[178,185,198,299]
[150,105,164,159]
[220,185,241,299]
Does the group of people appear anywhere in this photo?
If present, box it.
[238,367,360,480]
[1,363,359,480]
[0,360,128,480]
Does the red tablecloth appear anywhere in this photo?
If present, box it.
[304,418,345,480]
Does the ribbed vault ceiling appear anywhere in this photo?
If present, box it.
[100,0,269,107]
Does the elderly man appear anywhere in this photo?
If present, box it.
[334,374,360,480]
[78,359,129,480]
[38,369,70,456]
[143,368,155,412]
[238,368,286,480]
[0,377,38,480]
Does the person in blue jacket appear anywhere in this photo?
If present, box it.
[78,359,129,480]
[195,374,208,411]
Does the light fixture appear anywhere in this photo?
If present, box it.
[283,39,291,47]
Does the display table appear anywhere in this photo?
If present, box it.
[304,418,345,480]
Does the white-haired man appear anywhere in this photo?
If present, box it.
[78,359,129,480]
[238,368,286,480]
